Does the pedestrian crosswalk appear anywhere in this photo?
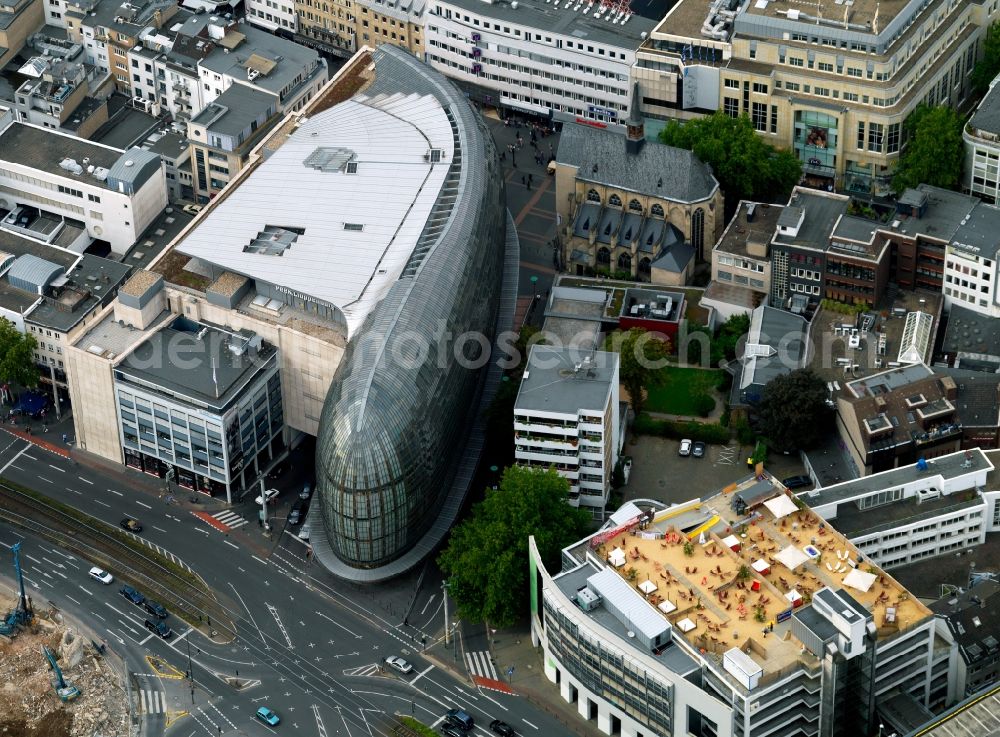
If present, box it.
[139,689,165,714]
[211,510,248,530]
[343,663,380,677]
[465,650,497,681]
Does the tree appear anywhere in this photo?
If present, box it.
[0,319,38,389]
[658,113,802,203]
[713,312,751,366]
[893,105,964,193]
[606,328,671,415]
[971,22,1000,97]
[437,466,591,627]
[756,368,831,451]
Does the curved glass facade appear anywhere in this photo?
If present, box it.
[315,47,507,570]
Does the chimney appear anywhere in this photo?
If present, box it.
[939,375,958,401]
[624,82,644,155]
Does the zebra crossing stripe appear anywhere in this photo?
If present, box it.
[141,690,164,713]
[212,511,248,529]
[465,651,498,680]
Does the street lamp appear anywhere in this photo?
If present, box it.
[530,275,538,300]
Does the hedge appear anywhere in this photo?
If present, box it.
[633,413,731,444]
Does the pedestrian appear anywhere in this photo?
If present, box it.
[521,175,526,186]
[500,151,506,162]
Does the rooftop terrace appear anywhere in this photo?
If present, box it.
[571,475,930,686]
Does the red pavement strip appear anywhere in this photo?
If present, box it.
[2,428,71,458]
[472,675,516,695]
[192,510,231,533]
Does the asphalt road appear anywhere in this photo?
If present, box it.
[0,436,572,737]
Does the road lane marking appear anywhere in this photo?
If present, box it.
[194,527,209,536]
[0,446,28,474]
[65,595,81,605]
[223,539,239,549]
[266,603,294,648]
[37,475,52,484]
[78,476,93,485]
[109,489,124,497]
[251,555,268,566]
[419,594,436,616]
[77,585,94,596]
[410,665,434,686]
[135,501,152,509]
[21,452,37,460]
[94,499,111,508]
[521,718,538,730]
[48,464,65,473]
[316,610,363,639]
[229,583,268,650]
[139,633,155,645]
[153,526,168,533]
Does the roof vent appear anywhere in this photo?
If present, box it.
[124,159,134,167]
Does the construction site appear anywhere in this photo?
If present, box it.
[0,544,129,737]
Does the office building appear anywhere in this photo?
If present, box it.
[730,303,808,407]
[142,131,193,201]
[424,0,659,126]
[65,47,516,583]
[186,85,280,201]
[943,204,1000,318]
[803,448,999,571]
[0,115,168,254]
[556,118,722,281]
[292,0,355,57]
[632,0,997,194]
[530,475,938,737]
[246,0,297,33]
[964,75,1000,205]
[353,0,423,56]
[514,345,621,520]
[941,304,1000,372]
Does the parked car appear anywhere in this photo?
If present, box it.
[254,488,279,505]
[288,504,303,526]
[385,656,414,674]
[678,439,692,457]
[120,585,145,605]
[441,726,465,737]
[143,600,168,619]
[299,482,312,500]
[445,708,475,731]
[88,567,113,584]
[144,619,172,638]
[120,517,142,532]
[297,522,311,542]
[255,706,280,727]
[692,441,706,459]
[782,475,812,490]
[489,720,517,737]
[182,203,203,215]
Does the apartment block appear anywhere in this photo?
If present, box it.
[353,0,423,56]
[0,116,168,254]
[186,85,279,201]
[929,581,1000,707]
[964,75,1000,204]
[246,0,297,33]
[530,474,939,737]
[11,54,109,137]
[514,345,621,520]
[0,0,45,67]
[293,0,355,56]
[633,0,998,195]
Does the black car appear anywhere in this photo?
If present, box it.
[489,720,517,737]
[120,517,142,532]
[143,600,167,619]
[782,475,813,490]
[144,619,172,638]
[441,727,464,737]
[120,585,145,605]
[692,441,706,459]
[445,709,474,731]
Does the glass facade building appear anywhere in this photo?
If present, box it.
[315,47,508,571]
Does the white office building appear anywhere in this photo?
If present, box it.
[0,114,167,255]
[530,474,940,737]
[514,345,621,520]
[943,204,1000,318]
[424,0,656,126]
[245,0,297,33]
[801,448,1000,570]
[965,75,1000,205]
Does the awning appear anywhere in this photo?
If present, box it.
[751,559,770,574]
[722,534,741,551]
[843,568,877,593]
[764,494,799,519]
[775,545,810,571]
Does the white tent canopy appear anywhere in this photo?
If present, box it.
[609,547,627,567]
[658,600,677,615]
[639,579,658,594]
[676,617,696,633]
[764,494,799,519]
[843,568,877,593]
[775,545,810,571]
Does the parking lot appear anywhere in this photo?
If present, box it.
[621,436,810,507]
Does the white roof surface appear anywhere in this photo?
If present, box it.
[843,568,877,593]
[775,545,810,571]
[764,494,799,519]
[177,91,454,337]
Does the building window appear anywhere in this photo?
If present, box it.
[752,82,768,94]
[692,208,705,260]
[887,122,901,154]
[857,122,865,151]
[751,102,767,131]
[723,97,739,118]
[868,122,884,153]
